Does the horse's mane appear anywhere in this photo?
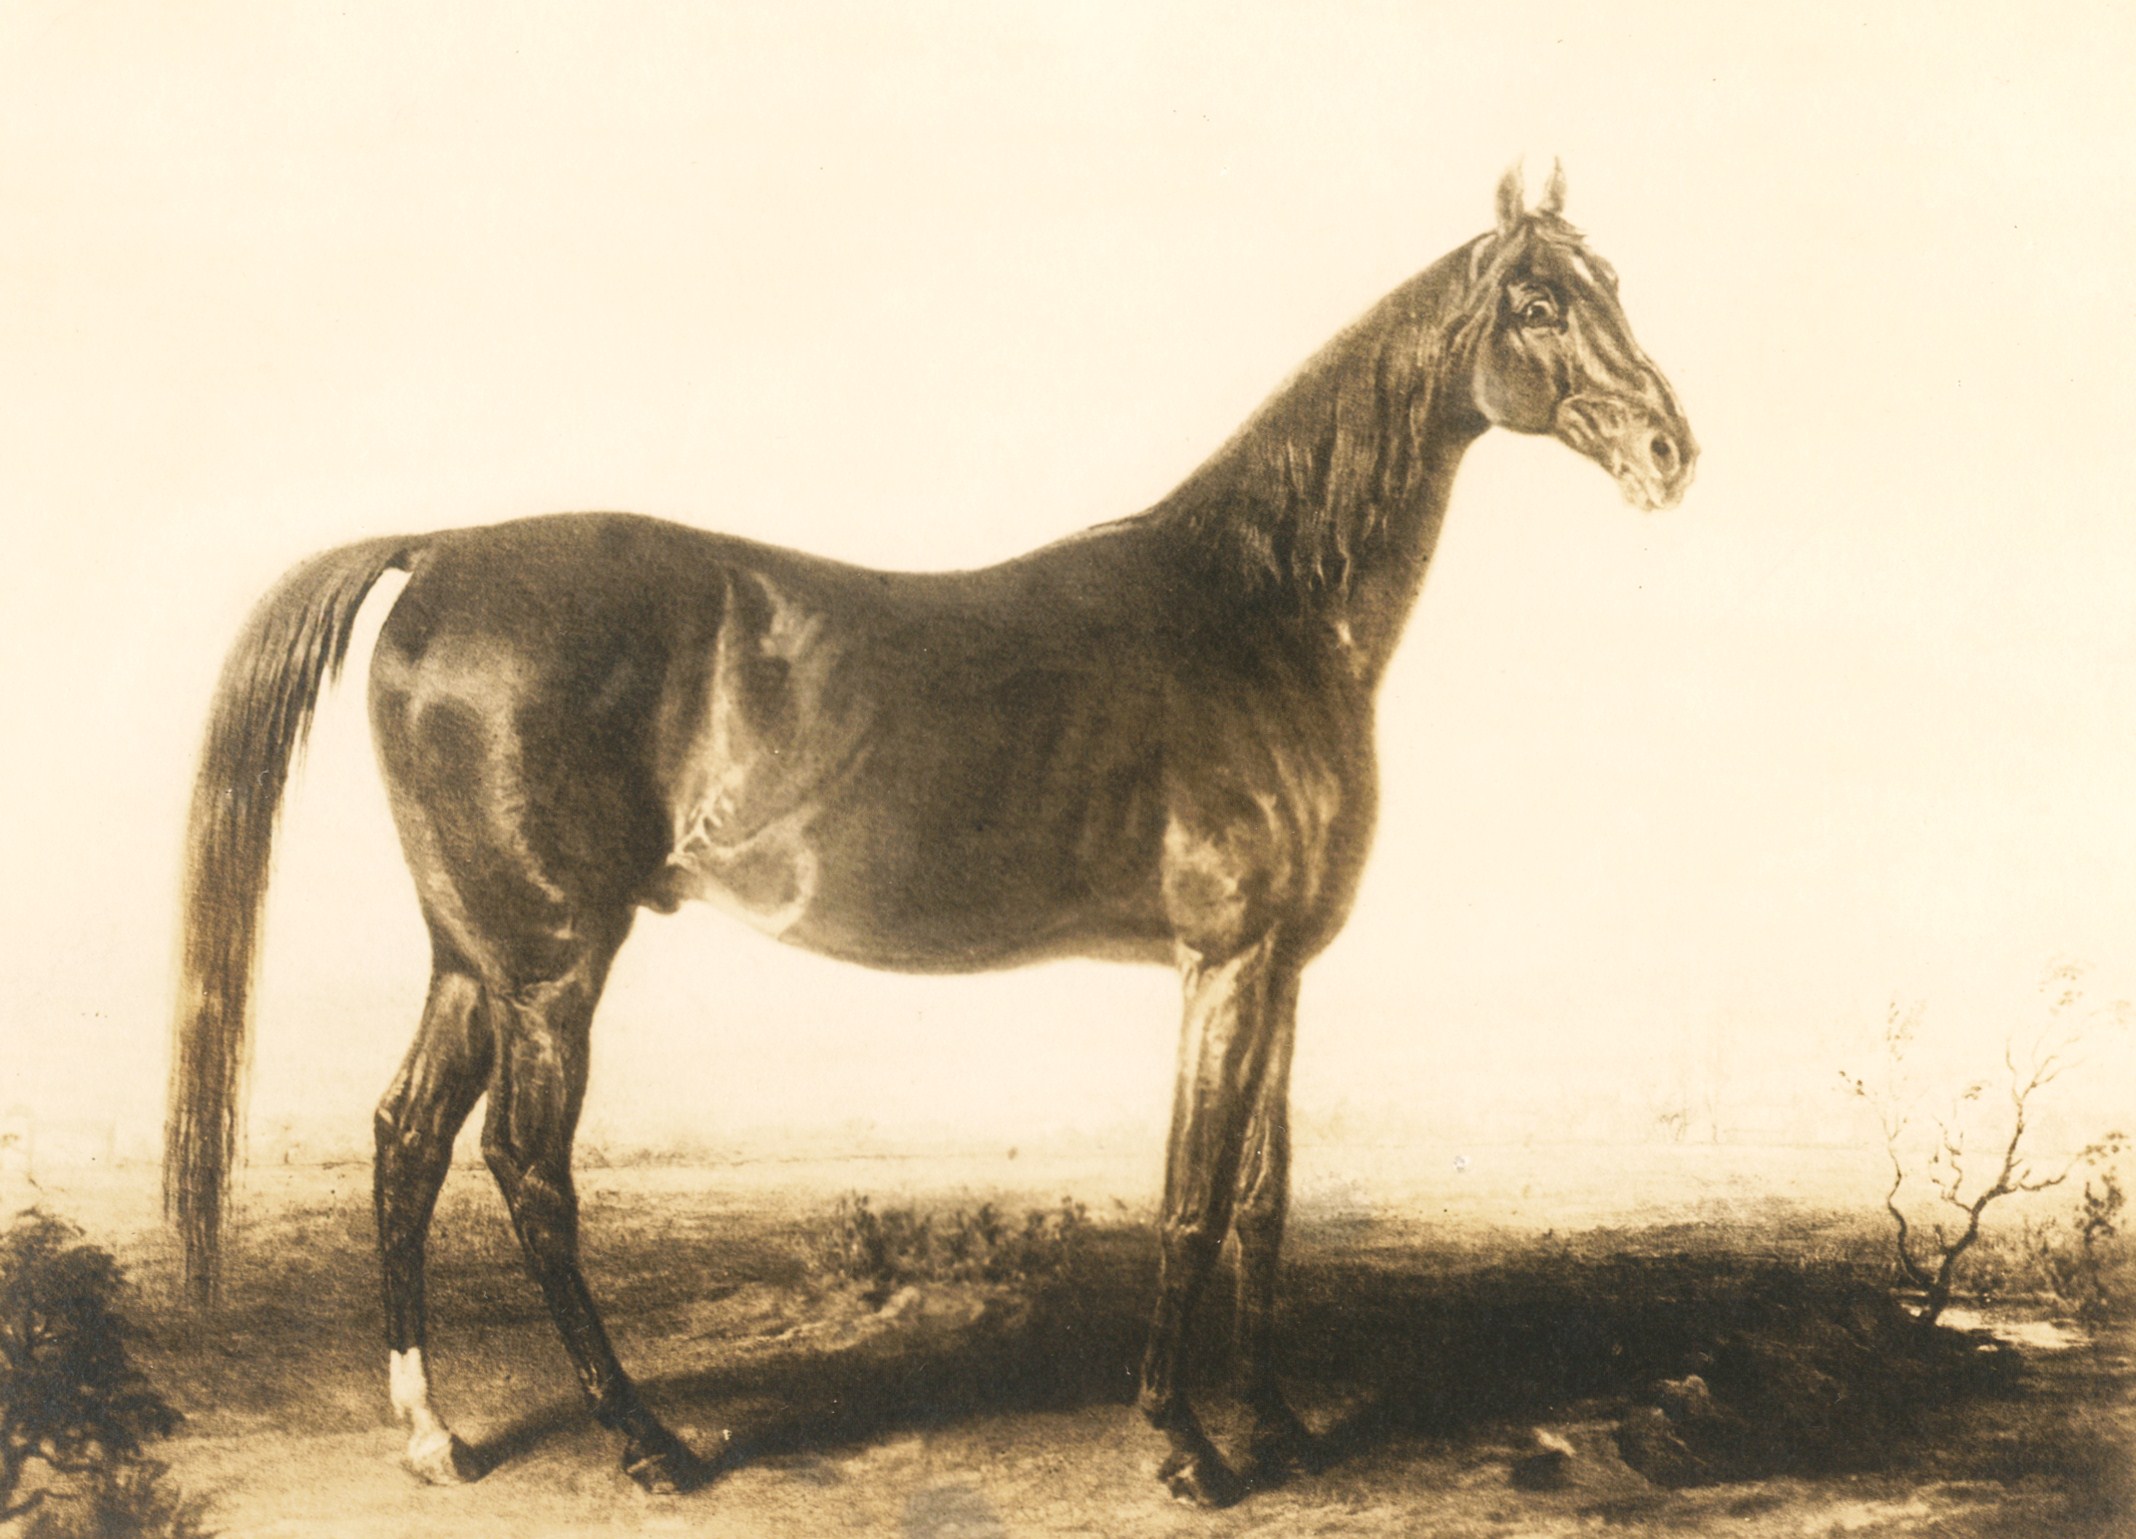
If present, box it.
[1153,214,1588,605]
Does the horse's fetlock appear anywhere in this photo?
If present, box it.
[1137,1383,1181,1429]
[591,1384,658,1436]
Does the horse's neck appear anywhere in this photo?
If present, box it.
[1149,250,1486,688]
[1154,401,1484,691]
[1329,418,1482,682]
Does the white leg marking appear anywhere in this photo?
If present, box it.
[390,1348,477,1483]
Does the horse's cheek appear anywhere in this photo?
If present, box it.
[1473,334,1553,434]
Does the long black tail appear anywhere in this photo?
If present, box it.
[165,536,421,1301]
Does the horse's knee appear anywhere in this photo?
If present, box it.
[1233,1192,1287,1251]
[1156,1215,1225,1271]
[1233,1162,1286,1226]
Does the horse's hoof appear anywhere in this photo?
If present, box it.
[1239,1406,1324,1488]
[1158,1445,1245,1508]
[622,1429,709,1496]
[1239,1434,1318,1488]
[406,1430,484,1485]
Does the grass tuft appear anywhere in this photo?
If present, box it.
[805,1194,1090,1305]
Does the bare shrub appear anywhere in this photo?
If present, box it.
[1843,968,2130,1328]
[1966,1168,2131,1320]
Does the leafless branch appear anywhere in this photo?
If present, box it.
[1882,1135,1932,1287]
[1859,980,2124,1327]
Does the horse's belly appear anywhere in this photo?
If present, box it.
[644,808,1167,972]
[636,560,1172,968]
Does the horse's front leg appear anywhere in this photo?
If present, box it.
[1139,930,1293,1508]
[1229,966,1321,1487]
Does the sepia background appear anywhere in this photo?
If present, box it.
[4,1,2132,1196]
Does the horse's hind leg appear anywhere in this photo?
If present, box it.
[375,958,494,1483]
[478,916,705,1494]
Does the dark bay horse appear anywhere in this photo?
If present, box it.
[166,166,1694,1506]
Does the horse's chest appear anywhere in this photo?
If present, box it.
[1157,684,1372,955]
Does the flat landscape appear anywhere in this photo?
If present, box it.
[10,1139,2130,1538]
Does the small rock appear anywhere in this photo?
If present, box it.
[1615,1405,1706,1488]
[1509,1427,1575,1490]
[1656,1373,1718,1422]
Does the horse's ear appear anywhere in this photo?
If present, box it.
[1494,165,1524,234]
[1539,159,1567,216]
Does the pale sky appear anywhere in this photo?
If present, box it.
[3,2,2133,1168]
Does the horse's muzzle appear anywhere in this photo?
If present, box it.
[1619,423,1696,511]
[1555,393,1698,512]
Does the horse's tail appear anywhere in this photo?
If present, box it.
[165,535,423,1302]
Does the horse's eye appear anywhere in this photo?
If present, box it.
[1517,294,1559,329]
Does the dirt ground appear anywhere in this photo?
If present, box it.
[18,1151,2136,1538]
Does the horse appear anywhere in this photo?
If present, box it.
[165,164,1694,1507]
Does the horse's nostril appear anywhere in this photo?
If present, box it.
[1651,434,1674,465]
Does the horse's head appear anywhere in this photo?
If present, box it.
[1461,164,1696,511]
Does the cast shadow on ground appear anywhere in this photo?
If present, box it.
[464,1226,2026,1492]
